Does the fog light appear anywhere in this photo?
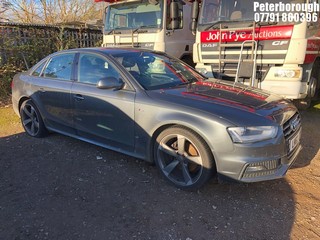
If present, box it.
[242,159,281,178]
[245,165,267,172]
[197,68,208,75]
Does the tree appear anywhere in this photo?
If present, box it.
[5,0,104,24]
[0,0,12,21]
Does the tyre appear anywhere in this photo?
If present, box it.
[20,100,48,138]
[154,126,215,190]
[309,76,319,100]
[293,98,311,110]
[294,75,319,110]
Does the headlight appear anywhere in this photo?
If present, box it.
[227,126,278,143]
[274,69,300,78]
[197,68,208,75]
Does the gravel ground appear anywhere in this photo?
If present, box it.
[0,105,319,240]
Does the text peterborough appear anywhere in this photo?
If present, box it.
[253,2,320,12]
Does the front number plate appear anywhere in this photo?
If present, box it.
[289,130,301,152]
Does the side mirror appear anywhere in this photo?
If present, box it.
[103,7,108,25]
[97,77,124,90]
[148,0,159,5]
[191,1,199,35]
[170,1,180,30]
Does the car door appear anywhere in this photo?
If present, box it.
[71,52,135,152]
[31,52,76,135]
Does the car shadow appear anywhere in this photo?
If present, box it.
[2,93,315,239]
[0,130,296,240]
[6,43,319,239]
[290,100,320,169]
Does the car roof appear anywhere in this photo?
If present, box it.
[58,47,156,56]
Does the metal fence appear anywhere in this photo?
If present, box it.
[0,22,103,68]
[0,22,103,47]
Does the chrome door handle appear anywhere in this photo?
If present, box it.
[74,94,84,101]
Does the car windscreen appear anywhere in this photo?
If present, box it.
[111,51,206,90]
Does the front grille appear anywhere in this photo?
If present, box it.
[282,112,302,158]
[283,113,301,141]
[242,169,277,179]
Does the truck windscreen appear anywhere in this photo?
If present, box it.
[198,0,307,27]
[105,0,163,31]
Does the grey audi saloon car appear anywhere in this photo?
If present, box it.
[12,48,302,189]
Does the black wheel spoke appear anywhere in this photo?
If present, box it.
[34,120,39,129]
[31,122,36,135]
[23,118,32,126]
[163,160,179,176]
[30,107,35,118]
[182,164,193,185]
[159,142,178,158]
[23,107,32,118]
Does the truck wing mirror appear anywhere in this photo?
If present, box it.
[148,0,159,5]
[103,6,108,25]
[191,0,199,35]
[170,1,180,30]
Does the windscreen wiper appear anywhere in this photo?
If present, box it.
[105,28,124,35]
[204,20,239,31]
[255,21,278,26]
[204,19,254,31]
[132,25,158,33]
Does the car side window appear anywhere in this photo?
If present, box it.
[31,61,46,77]
[78,54,120,85]
[43,53,75,80]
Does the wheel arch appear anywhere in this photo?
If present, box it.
[180,54,195,68]
[18,96,31,111]
[312,57,320,91]
[306,57,320,99]
[147,122,217,168]
[18,96,47,124]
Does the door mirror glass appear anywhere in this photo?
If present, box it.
[97,77,124,90]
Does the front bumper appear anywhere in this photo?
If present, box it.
[215,113,302,183]
[239,143,302,183]
[216,141,302,183]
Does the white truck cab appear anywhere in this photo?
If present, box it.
[102,0,195,65]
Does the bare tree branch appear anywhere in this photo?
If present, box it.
[4,0,103,24]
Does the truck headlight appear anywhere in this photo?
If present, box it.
[274,69,300,78]
[227,126,278,143]
[197,68,208,75]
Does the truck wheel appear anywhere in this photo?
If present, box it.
[309,76,318,100]
[293,99,311,110]
[294,74,319,110]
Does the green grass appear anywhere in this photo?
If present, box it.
[0,106,20,128]
[312,102,320,110]
[309,99,320,112]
